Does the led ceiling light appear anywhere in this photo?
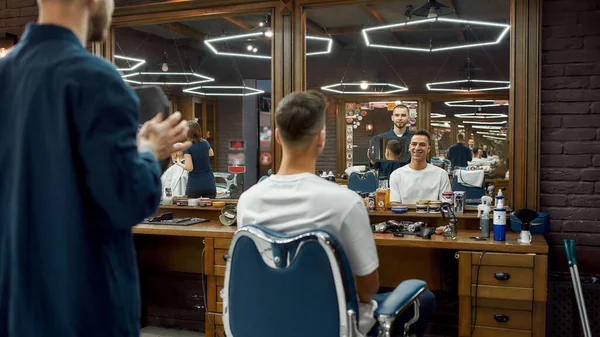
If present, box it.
[183,85,265,97]
[431,122,451,128]
[114,55,146,72]
[426,79,510,92]
[362,17,510,52]
[454,112,508,119]
[431,113,446,118]
[462,120,507,125]
[205,32,272,59]
[445,100,509,108]
[321,82,408,95]
[477,131,505,136]
[122,72,214,86]
[483,135,507,141]
[470,125,503,130]
[306,36,333,56]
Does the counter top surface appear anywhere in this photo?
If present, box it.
[132,223,548,254]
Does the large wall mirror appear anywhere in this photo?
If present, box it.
[302,0,512,207]
[113,11,274,199]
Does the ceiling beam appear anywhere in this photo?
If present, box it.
[223,16,254,31]
[306,19,328,37]
[161,22,205,41]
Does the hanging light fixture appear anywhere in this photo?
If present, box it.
[411,0,454,18]
[431,113,446,118]
[306,36,333,56]
[114,55,146,72]
[462,120,507,125]
[122,72,215,86]
[361,18,509,52]
[183,85,264,96]
[427,79,510,92]
[205,32,272,59]
[445,100,509,108]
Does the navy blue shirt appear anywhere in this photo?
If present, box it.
[370,128,412,178]
[447,142,472,168]
[0,24,162,337]
[184,139,216,192]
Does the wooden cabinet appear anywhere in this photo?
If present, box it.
[459,251,547,337]
[204,237,232,336]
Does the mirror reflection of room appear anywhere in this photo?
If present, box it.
[305,0,510,207]
[114,13,273,200]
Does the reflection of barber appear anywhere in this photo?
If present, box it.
[390,130,452,204]
[367,104,411,176]
[176,121,217,198]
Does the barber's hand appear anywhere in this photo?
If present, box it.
[138,111,192,160]
[367,147,375,165]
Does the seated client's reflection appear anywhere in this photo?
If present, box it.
[367,104,411,178]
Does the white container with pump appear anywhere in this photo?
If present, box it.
[477,196,493,238]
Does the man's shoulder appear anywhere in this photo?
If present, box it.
[427,164,448,175]
[66,54,122,84]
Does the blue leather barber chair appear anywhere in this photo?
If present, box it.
[348,171,378,193]
[222,225,431,337]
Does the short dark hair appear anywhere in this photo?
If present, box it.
[386,140,402,157]
[411,129,431,142]
[393,104,409,114]
[187,120,203,143]
[472,147,479,154]
[275,90,326,145]
[457,133,465,141]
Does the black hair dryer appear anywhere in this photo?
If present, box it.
[513,208,538,244]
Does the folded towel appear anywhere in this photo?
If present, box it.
[456,170,485,188]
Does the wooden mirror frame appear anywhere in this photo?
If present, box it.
[294,0,541,210]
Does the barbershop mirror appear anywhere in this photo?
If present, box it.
[114,12,274,199]
[368,136,409,163]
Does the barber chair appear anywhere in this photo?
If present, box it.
[258,169,272,183]
[222,225,430,337]
[452,171,485,205]
[348,171,378,193]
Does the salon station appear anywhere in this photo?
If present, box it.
[90,0,551,336]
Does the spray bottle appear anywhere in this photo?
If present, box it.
[477,196,493,238]
[493,190,507,241]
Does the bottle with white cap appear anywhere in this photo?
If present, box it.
[493,190,507,241]
[477,196,493,238]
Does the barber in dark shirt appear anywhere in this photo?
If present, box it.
[367,104,411,176]
[446,133,472,168]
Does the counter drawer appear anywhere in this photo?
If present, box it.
[214,249,229,267]
[474,307,532,330]
[471,285,533,301]
[206,276,225,313]
[205,314,225,337]
[215,238,232,249]
[471,266,533,288]
[471,326,531,337]
[472,252,534,268]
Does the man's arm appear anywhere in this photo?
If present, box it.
[439,170,453,200]
[389,172,402,203]
[70,68,164,229]
[340,200,380,303]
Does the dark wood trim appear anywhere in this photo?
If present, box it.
[510,0,541,210]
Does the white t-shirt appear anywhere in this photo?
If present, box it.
[389,163,452,204]
[236,173,379,333]
[160,164,188,197]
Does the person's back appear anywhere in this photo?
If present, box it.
[447,134,472,168]
[0,10,191,335]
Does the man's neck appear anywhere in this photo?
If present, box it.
[277,153,317,175]
[394,125,407,136]
[38,4,88,46]
[409,160,428,171]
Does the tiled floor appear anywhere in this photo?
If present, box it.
[140,326,205,337]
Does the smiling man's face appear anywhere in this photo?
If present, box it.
[409,135,430,163]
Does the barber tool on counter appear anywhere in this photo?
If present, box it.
[477,196,493,238]
[512,208,538,244]
[440,202,457,240]
[493,190,507,241]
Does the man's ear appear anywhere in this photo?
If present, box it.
[316,129,326,150]
[275,128,283,145]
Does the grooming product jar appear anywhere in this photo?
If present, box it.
[416,200,429,213]
[428,201,442,213]
[368,193,376,212]
[441,192,454,211]
[453,191,465,214]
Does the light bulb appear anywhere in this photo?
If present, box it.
[252,48,258,53]
[264,30,273,38]
[427,7,438,18]
[259,22,264,27]
[247,45,253,51]
[360,81,369,90]
[395,100,401,105]
[0,48,6,58]
[161,62,168,72]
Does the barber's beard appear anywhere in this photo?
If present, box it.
[87,9,109,43]
[395,121,406,129]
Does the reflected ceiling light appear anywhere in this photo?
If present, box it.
[205,32,272,59]
[306,36,333,56]
[458,125,464,128]
[470,125,503,130]
[462,120,507,125]
[431,113,446,118]
[122,72,214,85]
[454,112,508,119]
[183,85,265,97]
[265,30,273,38]
[426,79,510,92]
[321,82,408,95]
[431,122,451,128]
[445,100,509,108]
[361,17,510,52]
[477,131,506,135]
[483,135,507,141]
[114,55,146,72]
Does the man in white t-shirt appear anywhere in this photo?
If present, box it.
[236,91,435,336]
[390,130,452,204]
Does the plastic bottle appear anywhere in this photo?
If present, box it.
[477,196,492,238]
[376,177,387,211]
[493,207,507,241]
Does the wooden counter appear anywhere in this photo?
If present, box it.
[134,205,548,337]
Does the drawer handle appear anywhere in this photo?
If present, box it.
[494,314,510,323]
[223,254,229,261]
[494,272,510,281]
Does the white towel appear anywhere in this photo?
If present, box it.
[456,170,485,188]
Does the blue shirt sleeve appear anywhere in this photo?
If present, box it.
[69,61,162,229]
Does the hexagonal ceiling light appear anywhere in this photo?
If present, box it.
[121,72,215,86]
[205,32,332,59]
[320,82,408,95]
[444,100,509,108]
[426,79,510,92]
[183,85,265,97]
[361,18,510,52]
[114,55,146,72]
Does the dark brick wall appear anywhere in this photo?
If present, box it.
[541,0,600,273]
